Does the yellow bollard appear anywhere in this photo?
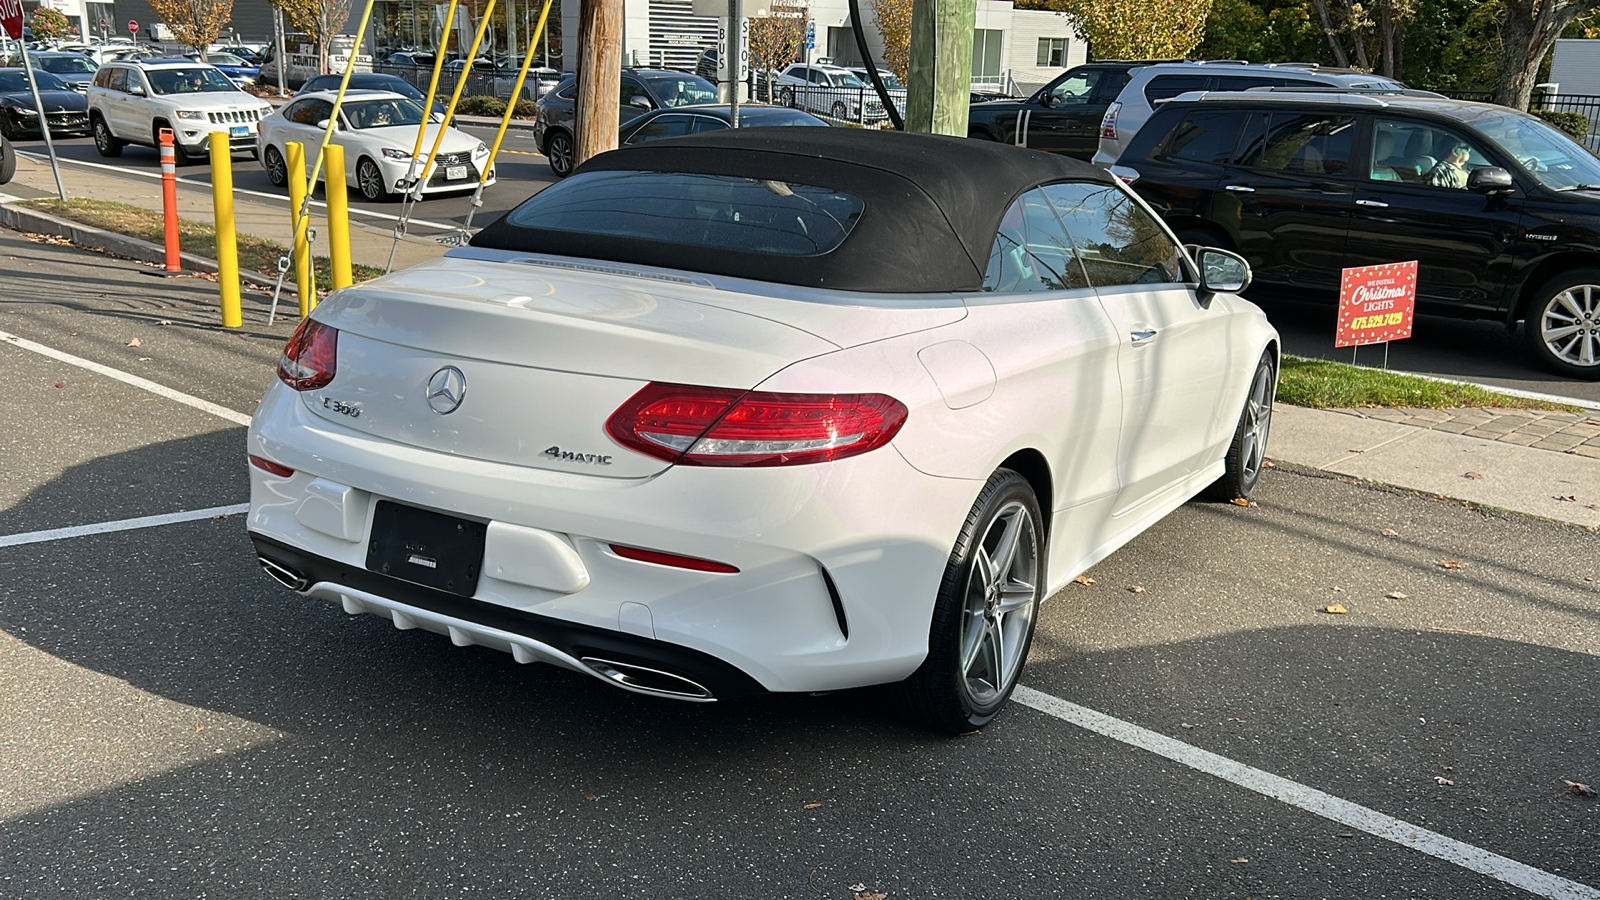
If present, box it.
[284,141,315,316]
[208,133,242,328]
[324,144,353,291]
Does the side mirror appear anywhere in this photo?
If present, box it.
[316,118,335,130]
[1037,93,1054,109]
[1196,247,1251,305]
[127,84,144,96]
[629,95,652,110]
[430,111,445,123]
[1468,166,1514,194]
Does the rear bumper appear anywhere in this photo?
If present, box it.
[251,532,769,701]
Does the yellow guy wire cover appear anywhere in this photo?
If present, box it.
[293,0,380,249]
[481,0,557,185]
[417,0,499,189]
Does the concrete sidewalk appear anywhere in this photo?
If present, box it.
[1270,404,1600,529]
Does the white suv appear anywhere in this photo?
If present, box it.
[773,63,885,123]
[1090,61,1403,167]
[89,58,274,164]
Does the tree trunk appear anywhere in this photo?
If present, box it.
[1493,0,1590,110]
[1309,0,1349,68]
[575,0,622,166]
[1379,0,1394,78]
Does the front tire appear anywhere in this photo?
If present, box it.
[545,129,573,178]
[891,469,1044,733]
[356,157,391,201]
[1524,269,1600,379]
[263,144,287,187]
[1205,350,1276,501]
[779,87,795,108]
[92,116,123,157]
[830,100,848,121]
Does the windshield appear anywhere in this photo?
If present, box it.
[646,74,717,107]
[38,56,97,74]
[835,72,866,88]
[147,66,240,94]
[1469,109,1600,190]
[0,70,69,92]
[344,97,426,129]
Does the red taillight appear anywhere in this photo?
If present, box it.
[277,318,338,391]
[249,454,295,477]
[605,382,908,467]
[1100,101,1120,140]
[609,544,739,573]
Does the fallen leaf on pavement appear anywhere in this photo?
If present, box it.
[1263,460,1275,467]
[1229,858,1248,864]
[1434,776,1454,786]
[583,793,596,801]
[1127,585,1147,594]
[1553,494,1577,502]
[1560,780,1596,797]
[1332,586,1344,592]
[1387,591,1409,600]
[803,803,823,809]
[1073,575,1095,586]
[853,893,887,900]
[1230,497,1250,506]
[127,337,141,347]
[1588,504,1600,511]
[53,382,63,388]
[1381,529,1399,537]
[158,319,174,326]
[1438,560,1466,569]
[138,357,151,362]
[1463,472,1482,479]
[1323,604,1348,614]
[1347,448,1364,453]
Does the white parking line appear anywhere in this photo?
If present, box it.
[0,504,250,549]
[1,329,253,426]
[11,150,461,232]
[1013,686,1600,899]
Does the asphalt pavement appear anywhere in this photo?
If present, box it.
[1,229,1596,899]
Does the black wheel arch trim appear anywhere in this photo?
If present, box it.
[1507,247,1600,327]
[250,532,770,700]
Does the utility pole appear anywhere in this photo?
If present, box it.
[574,0,622,168]
[904,0,974,135]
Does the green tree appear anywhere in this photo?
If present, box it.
[1023,0,1211,59]
[28,7,74,41]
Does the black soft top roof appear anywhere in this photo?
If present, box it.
[471,128,1112,293]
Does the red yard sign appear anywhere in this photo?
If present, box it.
[0,0,25,40]
[1336,261,1417,348]
[128,19,139,34]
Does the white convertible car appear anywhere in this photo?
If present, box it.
[258,90,493,201]
[247,129,1278,731]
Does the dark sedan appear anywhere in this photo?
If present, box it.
[617,104,826,145]
[29,52,99,92]
[0,69,90,140]
[534,69,719,176]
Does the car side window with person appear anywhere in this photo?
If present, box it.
[1368,118,1491,189]
[1045,71,1099,106]
[1236,112,1356,177]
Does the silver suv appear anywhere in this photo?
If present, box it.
[1091,61,1402,167]
[88,58,273,164]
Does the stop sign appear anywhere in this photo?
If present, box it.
[0,0,25,41]
[128,19,138,34]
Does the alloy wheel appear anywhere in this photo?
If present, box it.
[956,500,1039,708]
[1240,361,1273,484]
[1540,283,1600,368]
[358,159,384,200]
[264,146,286,186]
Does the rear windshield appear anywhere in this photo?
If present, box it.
[502,170,865,256]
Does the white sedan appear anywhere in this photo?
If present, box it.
[247,129,1277,732]
[258,90,493,201]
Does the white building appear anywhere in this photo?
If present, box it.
[561,0,1085,96]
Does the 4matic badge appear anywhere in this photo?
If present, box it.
[543,446,613,465]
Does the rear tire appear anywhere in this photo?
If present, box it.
[263,144,287,187]
[92,116,123,157]
[889,469,1044,733]
[545,129,573,178]
[1204,350,1276,501]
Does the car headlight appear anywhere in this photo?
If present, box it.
[175,110,206,120]
[11,106,36,116]
[381,147,411,160]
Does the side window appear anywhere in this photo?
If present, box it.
[690,115,730,133]
[626,115,694,144]
[1236,112,1355,176]
[124,69,145,93]
[1045,70,1098,106]
[289,99,332,125]
[1153,110,1248,165]
[1370,117,1492,189]
[280,99,306,123]
[556,82,576,100]
[981,190,1088,293]
[1211,75,1276,92]
[92,67,109,88]
[1143,74,1208,103]
[1044,182,1187,288]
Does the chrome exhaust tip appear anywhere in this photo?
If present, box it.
[257,555,310,592]
[581,657,715,701]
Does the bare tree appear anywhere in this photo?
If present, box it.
[749,0,806,102]
[269,0,354,74]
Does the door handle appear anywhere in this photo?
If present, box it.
[1356,199,1390,208]
[1130,328,1158,344]
[1224,184,1255,193]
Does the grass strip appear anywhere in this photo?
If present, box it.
[1278,355,1576,410]
[18,198,384,290]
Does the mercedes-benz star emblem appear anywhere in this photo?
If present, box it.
[426,366,466,415]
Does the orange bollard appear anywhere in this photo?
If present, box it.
[158,128,180,274]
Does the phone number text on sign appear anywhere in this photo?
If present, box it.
[1336,260,1417,348]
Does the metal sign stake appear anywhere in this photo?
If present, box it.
[18,41,66,201]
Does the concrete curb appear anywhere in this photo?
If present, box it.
[0,201,222,275]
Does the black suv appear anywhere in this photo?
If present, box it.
[1117,90,1600,378]
[534,69,719,177]
[966,61,1147,159]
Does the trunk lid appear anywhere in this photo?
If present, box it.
[302,255,841,478]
